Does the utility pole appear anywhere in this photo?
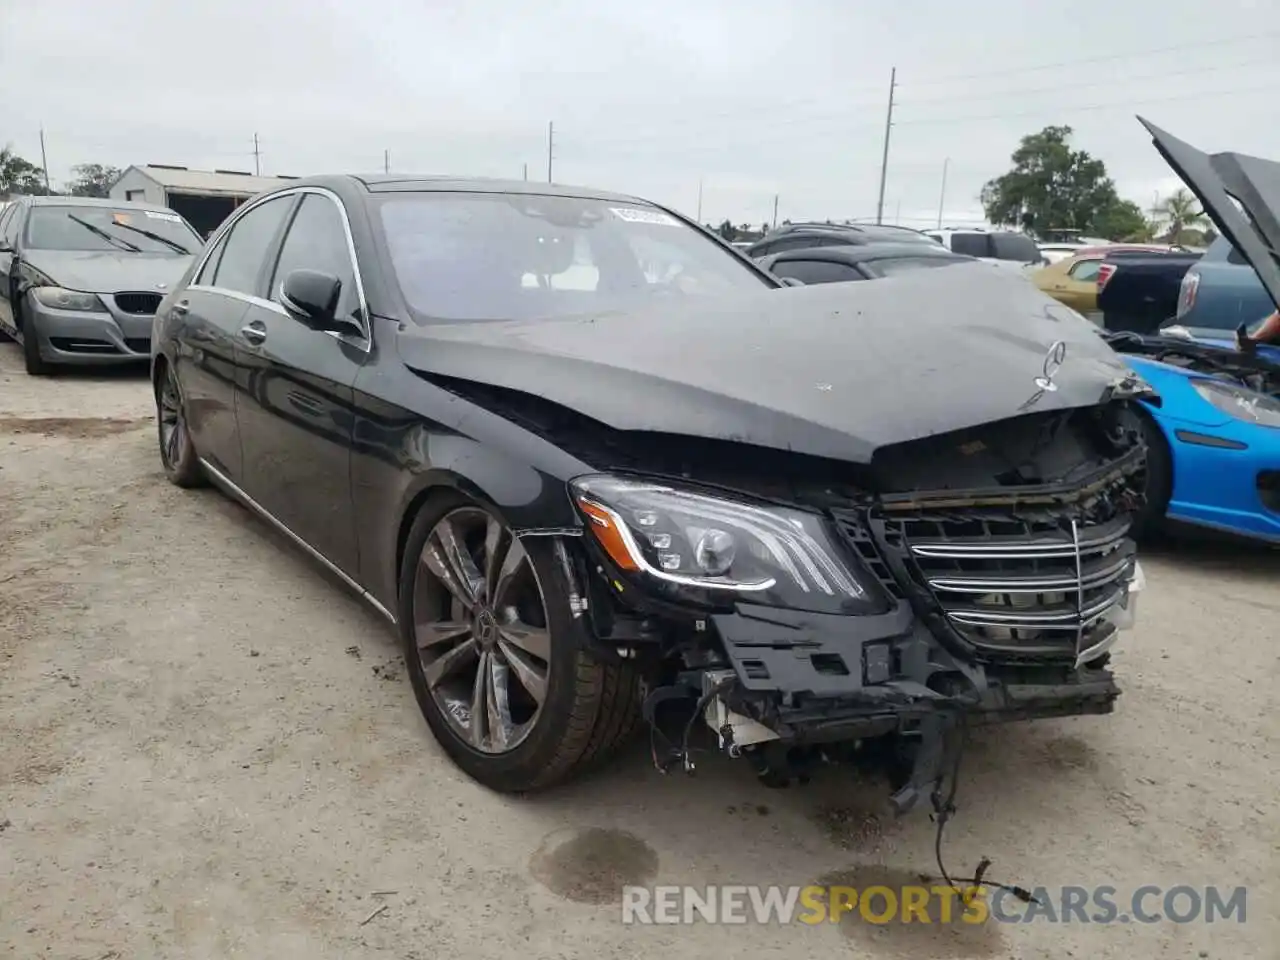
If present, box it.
[252,133,261,176]
[875,67,897,225]
[546,121,555,183]
[895,199,901,225]
[772,193,779,228]
[696,179,703,221]
[523,163,528,181]
[936,157,950,230]
[38,126,51,195]
[384,149,390,174]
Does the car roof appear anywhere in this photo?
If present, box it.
[25,195,178,214]
[282,173,651,206]
[771,221,930,238]
[1073,243,1172,258]
[769,241,971,263]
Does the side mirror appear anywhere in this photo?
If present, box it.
[779,276,805,287]
[280,269,344,330]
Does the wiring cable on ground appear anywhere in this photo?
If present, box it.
[924,711,1040,906]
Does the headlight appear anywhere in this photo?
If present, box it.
[30,287,106,312]
[570,475,887,615]
[1191,379,1280,428]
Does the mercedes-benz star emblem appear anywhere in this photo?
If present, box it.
[155,282,167,290]
[1033,340,1067,392]
[475,609,498,649]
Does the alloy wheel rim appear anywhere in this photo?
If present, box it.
[158,370,185,469]
[413,507,552,754]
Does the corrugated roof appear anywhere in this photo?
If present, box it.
[128,165,298,196]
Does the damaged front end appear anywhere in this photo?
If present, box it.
[562,398,1148,814]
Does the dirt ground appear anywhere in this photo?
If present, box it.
[1,343,1276,960]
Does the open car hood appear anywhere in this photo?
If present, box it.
[397,263,1136,464]
[1140,116,1280,314]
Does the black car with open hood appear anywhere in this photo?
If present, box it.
[150,174,1149,815]
[1105,120,1280,394]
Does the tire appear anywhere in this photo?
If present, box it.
[1130,409,1172,540]
[155,360,206,488]
[398,492,641,792]
[18,297,51,376]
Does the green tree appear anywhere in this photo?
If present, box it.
[1093,200,1155,242]
[717,219,736,241]
[1153,188,1207,245]
[0,145,47,195]
[65,163,121,198]
[980,126,1122,237]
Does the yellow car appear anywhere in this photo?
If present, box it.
[1033,244,1171,317]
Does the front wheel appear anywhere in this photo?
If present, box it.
[156,362,206,488]
[18,298,51,376]
[398,494,641,792]
[1130,410,1172,539]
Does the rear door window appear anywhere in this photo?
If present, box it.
[770,259,864,284]
[1068,258,1103,281]
[991,232,1042,262]
[948,233,991,257]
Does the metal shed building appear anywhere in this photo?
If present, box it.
[109,165,298,238]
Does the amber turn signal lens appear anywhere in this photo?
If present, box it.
[576,498,640,571]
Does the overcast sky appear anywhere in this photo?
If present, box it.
[2,0,1278,228]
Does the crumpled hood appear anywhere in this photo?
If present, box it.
[1140,116,1280,314]
[20,250,193,294]
[396,263,1136,464]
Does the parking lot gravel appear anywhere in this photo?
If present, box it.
[1,344,1276,959]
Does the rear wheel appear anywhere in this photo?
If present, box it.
[156,361,206,487]
[398,494,641,791]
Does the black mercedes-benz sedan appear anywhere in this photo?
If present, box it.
[152,175,1149,809]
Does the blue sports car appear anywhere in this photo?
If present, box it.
[1102,119,1280,544]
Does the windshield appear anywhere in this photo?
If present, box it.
[860,256,968,279]
[377,193,772,323]
[24,206,201,254]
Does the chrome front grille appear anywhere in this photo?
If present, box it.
[843,500,1137,663]
[901,511,1134,661]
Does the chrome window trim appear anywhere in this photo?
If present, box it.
[188,185,373,352]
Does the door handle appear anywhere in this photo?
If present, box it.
[172,299,190,316]
[239,322,267,345]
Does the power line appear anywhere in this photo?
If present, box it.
[899,56,1278,106]
[895,80,1280,126]
[560,64,1276,154]
[901,30,1280,86]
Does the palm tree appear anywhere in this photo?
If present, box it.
[1153,188,1207,245]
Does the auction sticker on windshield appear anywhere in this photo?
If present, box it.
[610,207,679,226]
[144,210,182,223]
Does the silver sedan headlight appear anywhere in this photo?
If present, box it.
[30,287,107,313]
